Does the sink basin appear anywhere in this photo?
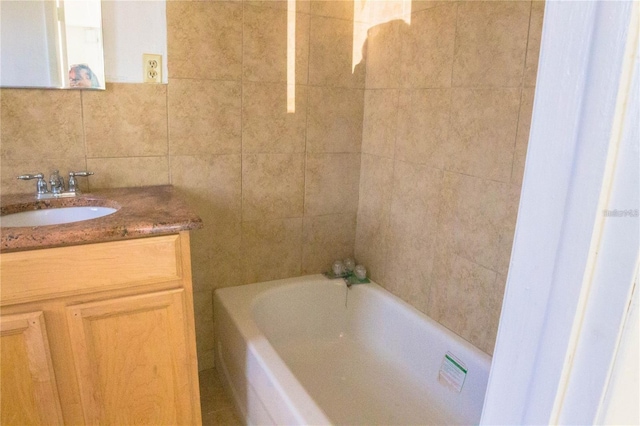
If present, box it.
[1,206,118,227]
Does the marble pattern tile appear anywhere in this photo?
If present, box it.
[83,84,168,157]
[167,1,242,80]
[382,161,443,313]
[354,210,389,283]
[242,153,305,221]
[309,16,364,88]
[169,154,243,294]
[512,87,535,187]
[445,88,521,183]
[199,369,242,425]
[301,213,356,274]
[306,87,364,153]
[189,223,242,293]
[169,154,242,227]
[452,1,530,87]
[523,0,545,87]
[195,317,214,360]
[0,89,84,160]
[411,0,450,14]
[357,154,394,220]
[198,349,215,373]
[241,218,303,284]
[245,0,310,14]
[427,248,502,355]
[361,89,398,159]
[168,79,241,156]
[400,3,457,88]
[243,6,310,84]
[437,171,519,275]
[364,19,407,89]
[86,156,170,188]
[304,153,361,216]
[395,88,451,169]
[193,290,214,325]
[309,0,353,20]
[242,82,307,153]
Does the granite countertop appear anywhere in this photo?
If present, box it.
[1,185,203,253]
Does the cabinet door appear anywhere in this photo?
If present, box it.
[66,289,199,425]
[0,311,64,425]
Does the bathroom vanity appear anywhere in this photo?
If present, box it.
[0,186,203,425]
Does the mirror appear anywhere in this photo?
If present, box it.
[0,0,105,90]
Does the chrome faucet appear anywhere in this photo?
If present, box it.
[17,170,94,199]
[68,171,94,193]
[16,173,49,195]
[49,170,65,194]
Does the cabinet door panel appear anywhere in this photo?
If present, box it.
[0,311,63,426]
[66,289,198,425]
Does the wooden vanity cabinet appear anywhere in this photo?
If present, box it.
[0,232,202,425]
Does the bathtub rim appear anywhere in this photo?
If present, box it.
[213,274,492,424]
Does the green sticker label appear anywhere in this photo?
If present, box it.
[438,352,467,393]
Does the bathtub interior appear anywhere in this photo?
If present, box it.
[215,275,491,425]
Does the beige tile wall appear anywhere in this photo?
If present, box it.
[0,0,543,367]
[355,0,544,355]
[0,0,363,370]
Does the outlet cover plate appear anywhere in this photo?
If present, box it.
[143,53,162,83]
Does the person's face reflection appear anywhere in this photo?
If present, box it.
[69,68,92,88]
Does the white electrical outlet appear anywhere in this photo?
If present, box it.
[143,53,162,83]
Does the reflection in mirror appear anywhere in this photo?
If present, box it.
[0,0,105,90]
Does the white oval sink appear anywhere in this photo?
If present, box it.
[1,206,118,227]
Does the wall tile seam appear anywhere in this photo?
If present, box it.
[379,163,397,286]
[306,13,358,23]
[302,206,360,218]
[239,149,308,154]
[391,157,449,176]
[303,149,362,154]
[134,80,363,90]
[378,157,520,187]
[244,3,360,23]
[519,0,535,89]
[302,212,358,220]
[448,0,461,89]
[440,248,510,278]
[79,91,89,170]
[440,166,522,188]
[360,150,395,160]
[240,150,362,157]
[300,83,366,90]
[508,87,527,184]
[85,155,171,160]
[239,0,246,227]
[302,2,313,226]
[363,84,532,90]
[164,81,173,185]
[166,77,242,83]
[168,153,242,159]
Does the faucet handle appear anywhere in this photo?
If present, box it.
[68,171,94,193]
[17,173,49,194]
[17,173,44,180]
[68,171,94,178]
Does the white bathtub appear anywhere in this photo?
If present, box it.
[214,274,491,425]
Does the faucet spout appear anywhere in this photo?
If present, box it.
[49,170,65,194]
